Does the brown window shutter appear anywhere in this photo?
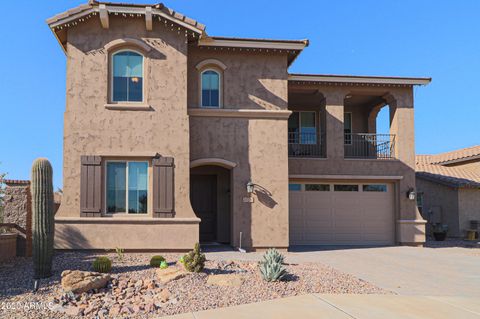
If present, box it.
[80,156,102,217]
[152,157,175,218]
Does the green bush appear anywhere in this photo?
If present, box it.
[150,255,166,267]
[258,248,287,282]
[93,256,112,273]
[182,243,206,273]
[159,260,168,269]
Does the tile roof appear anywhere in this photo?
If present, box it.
[47,1,206,32]
[415,147,480,188]
[427,145,480,165]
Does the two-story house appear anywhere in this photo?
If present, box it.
[49,1,430,251]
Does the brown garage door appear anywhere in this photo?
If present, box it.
[289,182,395,245]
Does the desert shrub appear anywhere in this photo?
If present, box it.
[150,255,166,267]
[93,256,112,273]
[182,243,206,273]
[259,248,287,282]
[159,260,168,269]
[115,247,125,261]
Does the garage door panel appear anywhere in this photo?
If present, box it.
[289,181,395,246]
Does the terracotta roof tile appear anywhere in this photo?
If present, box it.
[47,1,206,32]
[427,145,480,164]
[416,163,480,188]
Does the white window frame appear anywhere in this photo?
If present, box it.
[289,111,318,145]
[200,68,222,108]
[104,160,149,215]
[110,49,145,104]
[344,112,353,145]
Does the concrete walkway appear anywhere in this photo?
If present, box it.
[166,294,480,319]
[205,245,480,296]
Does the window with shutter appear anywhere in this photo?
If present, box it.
[80,156,102,217]
[152,157,175,218]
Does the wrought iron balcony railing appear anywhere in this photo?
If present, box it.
[288,132,326,158]
[344,133,396,159]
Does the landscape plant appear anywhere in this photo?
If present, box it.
[31,158,55,279]
[258,248,287,282]
[150,255,166,267]
[159,260,168,269]
[182,243,206,273]
[93,256,112,273]
[115,247,125,261]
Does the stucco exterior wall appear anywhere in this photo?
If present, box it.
[190,116,289,250]
[416,178,460,237]
[56,16,199,249]
[188,48,290,250]
[187,47,288,110]
[458,188,480,235]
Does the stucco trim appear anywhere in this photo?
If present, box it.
[190,158,237,169]
[104,38,152,53]
[195,59,227,71]
[55,217,200,224]
[105,103,152,111]
[289,174,404,180]
[188,108,292,119]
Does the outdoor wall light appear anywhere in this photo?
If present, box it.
[406,188,416,201]
[246,181,255,194]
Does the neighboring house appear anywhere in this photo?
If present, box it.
[416,146,480,237]
[48,1,430,251]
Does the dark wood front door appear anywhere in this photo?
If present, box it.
[190,175,217,242]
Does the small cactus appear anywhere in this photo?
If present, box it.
[31,158,55,279]
[258,248,287,282]
[93,256,112,273]
[159,261,168,269]
[263,248,285,265]
[182,243,206,273]
[150,255,166,267]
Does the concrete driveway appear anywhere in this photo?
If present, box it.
[206,245,480,296]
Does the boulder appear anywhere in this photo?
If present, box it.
[61,270,111,294]
[206,274,244,287]
[156,267,187,284]
[158,288,171,302]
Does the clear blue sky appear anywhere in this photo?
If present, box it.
[1,0,479,188]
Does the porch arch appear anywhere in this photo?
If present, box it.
[190,158,237,169]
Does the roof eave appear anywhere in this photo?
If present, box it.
[198,37,309,51]
[288,74,432,86]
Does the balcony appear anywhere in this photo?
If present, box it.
[288,132,326,158]
[345,133,396,159]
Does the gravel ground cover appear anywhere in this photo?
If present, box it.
[0,251,388,319]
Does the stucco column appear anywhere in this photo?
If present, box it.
[324,90,347,159]
[388,93,426,246]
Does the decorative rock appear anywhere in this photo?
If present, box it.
[61,270,111,294]
[206,274,244,287]
[156,267,187,283]
[109,305,121,316]
[159,288,171,302]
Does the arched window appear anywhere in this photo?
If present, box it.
[111,50,143,102]
[201,70,220,108]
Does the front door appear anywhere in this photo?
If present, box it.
[190,175,217,242]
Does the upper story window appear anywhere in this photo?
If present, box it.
[112,50,143,102]
[288,111,317,144]
[201,70,220,108]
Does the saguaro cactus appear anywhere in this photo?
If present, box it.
[31,158,55,279]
